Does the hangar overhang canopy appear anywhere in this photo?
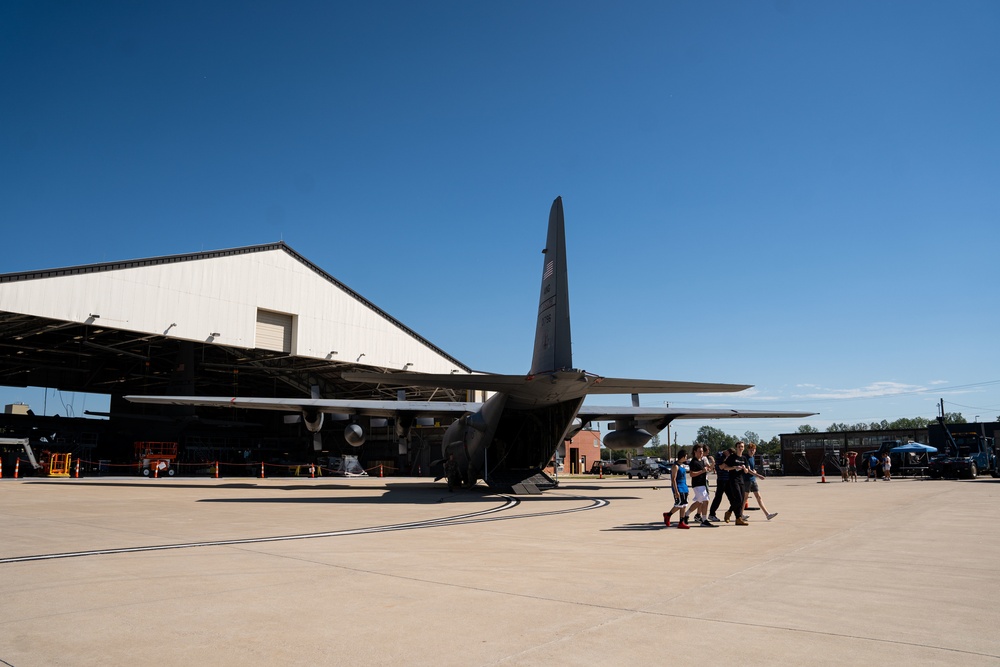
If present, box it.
[0,243,472,404]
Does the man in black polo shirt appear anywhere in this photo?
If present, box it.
[707,447,731,522]
[720,442,751,526]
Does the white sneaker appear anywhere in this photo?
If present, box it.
[766,512,777,521]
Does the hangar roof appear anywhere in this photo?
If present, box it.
[0,243,471,403]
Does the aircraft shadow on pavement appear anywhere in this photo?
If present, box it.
[196,483,511,505]
[23,480,358,491]
[26,478,292,490]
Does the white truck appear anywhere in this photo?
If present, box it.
[627,457,660,479]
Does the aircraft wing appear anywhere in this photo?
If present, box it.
[342,371,751,395]
[124,395,480,419]
[577,405,817,423]
[587,378,751,394]
[342,371,547,392]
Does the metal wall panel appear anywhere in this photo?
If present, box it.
[0,247,468,374]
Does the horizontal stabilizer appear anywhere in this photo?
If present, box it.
[578,405,817,422]
[587,378,751,394]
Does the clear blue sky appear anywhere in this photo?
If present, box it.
[2,1,998,442]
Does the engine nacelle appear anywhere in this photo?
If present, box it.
[344,424,365,447]
[301,410,324,433]
[604,428,652,451]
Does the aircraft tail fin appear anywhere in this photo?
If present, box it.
[530,197,572,375]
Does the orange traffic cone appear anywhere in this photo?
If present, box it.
[379,464,383,478]
[0,457,3,478]
[214,461,219,479]
[309,465,315,479]
[260,461,265,478]
[75,459,80,478]
[14,458,20,478]
[819,464,827,483]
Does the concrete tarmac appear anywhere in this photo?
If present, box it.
[2,473,999,666]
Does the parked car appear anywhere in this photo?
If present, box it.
[610,459,629,474]
[589,460,613,475]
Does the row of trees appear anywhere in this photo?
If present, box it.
[603,412,994,461]
[618,427,782,459]
[798,412,974,434]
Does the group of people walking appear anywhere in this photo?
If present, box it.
[662,441,777,528]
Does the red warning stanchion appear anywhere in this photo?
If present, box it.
[819,464,827,483]
[154,461,159,478]
[214,461,219,479]
[0,457,4,478]
[14,459,20,479]
[75,459,81,479]
[379,464,383,478]
[260,461,265,478]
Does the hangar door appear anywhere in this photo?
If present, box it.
[255,309,293,353]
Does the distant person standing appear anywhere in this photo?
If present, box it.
[883,452,892,481]
[867,453,879,482]
[663,449,691,529]
[846,450,858,482]
[444,454,460,492]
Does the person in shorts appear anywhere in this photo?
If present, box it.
[846,450,858,482]
[663,449,691,529]
[744,442,776,520]
[686,444,716,527]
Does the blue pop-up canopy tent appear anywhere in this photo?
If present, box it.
[889,443,938,454]
[890,442,938,475]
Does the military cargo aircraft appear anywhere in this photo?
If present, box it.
[127,198,814,493]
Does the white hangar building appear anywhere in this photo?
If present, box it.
[0,243,472,470]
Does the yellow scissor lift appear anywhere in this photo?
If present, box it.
[41,452,72,477]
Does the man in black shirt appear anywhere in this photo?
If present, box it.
[720,442,750,526]
[707,448,731,522]
[687,444,717,527]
